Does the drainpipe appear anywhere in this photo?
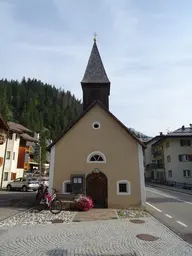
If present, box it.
[0,131,9,188]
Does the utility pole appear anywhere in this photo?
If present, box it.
[36,142,42,176]
[0,131,9,188]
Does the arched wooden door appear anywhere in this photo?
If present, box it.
[86,170,108,208]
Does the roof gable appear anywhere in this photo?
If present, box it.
[47,101,145,151]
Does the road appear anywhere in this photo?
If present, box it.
[0,190,36,221]
[146,185,192,245]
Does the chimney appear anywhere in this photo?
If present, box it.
[182,125,185,130]
[160,132,163,136]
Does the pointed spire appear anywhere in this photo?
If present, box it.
[81,39,110,84]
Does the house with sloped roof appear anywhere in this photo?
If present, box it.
[145,125,192,184]
[0,115,9,188]
[1,120,38,188]
[47,39,146,208]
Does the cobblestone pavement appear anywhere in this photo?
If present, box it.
[0,216,192,256]
[0,209,75,228]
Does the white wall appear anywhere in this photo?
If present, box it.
[138,144,146,205]
[2,133,20,187]
[164,138,192,184]
[0,130,7,187]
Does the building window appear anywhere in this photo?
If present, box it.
[178,154,192,162]
[166,141,170,148]
[71,175,85,194]
[168,170,172,178]
[8,133,13,140]
[6,151,11,159]
[167,155,171,162]
[62,180,72,194]
[13,152,15,160]
[92,122,100,130]
[183,170,191,178]
[87,151,106,163]
[3,172,8,181]
[11,172,16,180]
[15,134,19,140]
[180,139,191,146]
[117,180,131,195]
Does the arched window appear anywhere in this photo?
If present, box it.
[87,151,106,163]
[117,180,131,195]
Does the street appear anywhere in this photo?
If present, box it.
[0,190,36,221]
[146,185,192,244]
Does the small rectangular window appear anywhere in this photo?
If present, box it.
[183,170,191,178]
[119,183,127,193]
[11,172,16,180]
[180,139,191,146]
[66,183,72,193]
[13,152,15,160]
[6,151,11,159]
[8,133,13,140]
[168,170,172,178]
[3,172,8,181]
[167,155,171,162]
[178,154,192,162]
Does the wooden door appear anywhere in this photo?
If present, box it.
[86,171,107,208]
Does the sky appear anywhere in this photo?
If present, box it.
[1,0,192,137]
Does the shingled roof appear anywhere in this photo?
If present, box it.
[81,41,110,84]
[7,122,33,134]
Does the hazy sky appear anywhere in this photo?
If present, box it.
[1,0,192,136]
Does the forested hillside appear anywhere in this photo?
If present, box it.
[0,77,82,140]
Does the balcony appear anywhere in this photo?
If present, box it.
[152,149,163,157]
[146,163,164,169]
[157,163,164,169]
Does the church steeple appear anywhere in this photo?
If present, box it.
[81,39,110,111]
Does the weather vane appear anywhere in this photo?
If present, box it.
[94,32,97,42]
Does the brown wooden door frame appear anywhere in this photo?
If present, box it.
[86,170,108,208]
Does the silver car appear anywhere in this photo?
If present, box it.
[7,177,40,192]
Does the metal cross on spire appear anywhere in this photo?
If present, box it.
[93,32,97,42]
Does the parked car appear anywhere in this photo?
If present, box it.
[6,177,40,192]
[38,176,49,187]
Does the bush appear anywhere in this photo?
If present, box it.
[75,194,94,211]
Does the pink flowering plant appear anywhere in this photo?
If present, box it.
[75,194,94,211]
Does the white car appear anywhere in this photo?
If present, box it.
[7,177,40,192]
[38,177,49,187]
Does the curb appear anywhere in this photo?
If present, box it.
[145,208,192,246]
[147,183,192,195]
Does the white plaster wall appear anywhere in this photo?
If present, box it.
[138,144,146,205]
[0,131,7,187]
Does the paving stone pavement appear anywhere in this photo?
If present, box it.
[0,216,192,256]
